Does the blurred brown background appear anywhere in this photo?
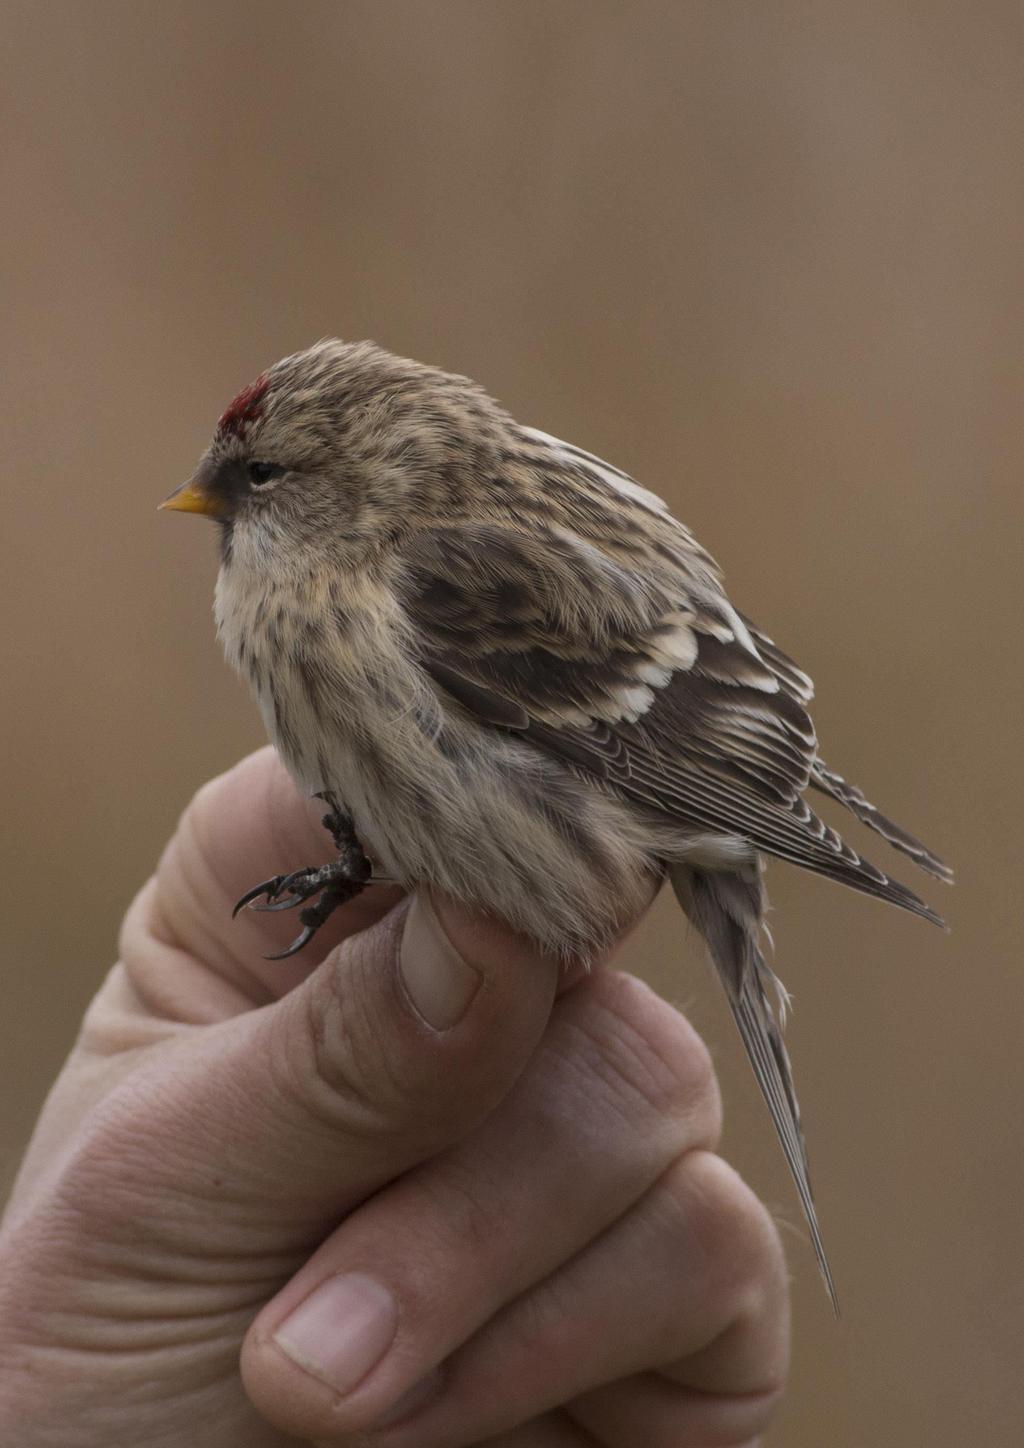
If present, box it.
[1,2,1020,1443]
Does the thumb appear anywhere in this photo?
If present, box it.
[257,889,561,1214]
[88,889,562,1250]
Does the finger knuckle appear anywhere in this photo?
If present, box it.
[666,1150,788,1323]
[578,971,722,1142]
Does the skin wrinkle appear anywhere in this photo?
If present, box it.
[562,975,722,1137]
[69,1060,326,1259]
[288,923,425,1145]
[541,1013,682,1144]
[17,1306,264,1361]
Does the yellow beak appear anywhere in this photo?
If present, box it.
[159,476,227,518]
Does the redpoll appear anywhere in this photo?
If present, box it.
[162,340,952,1304]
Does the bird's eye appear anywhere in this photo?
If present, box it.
[247,460,285,488]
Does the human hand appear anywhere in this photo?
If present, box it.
[0,749,788,1447]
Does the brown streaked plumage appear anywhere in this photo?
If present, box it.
[164,339,953,1307]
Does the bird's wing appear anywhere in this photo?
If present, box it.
[398,521,947,921]
[738,614,815,704]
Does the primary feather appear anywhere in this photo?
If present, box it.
[190,339,952,1302]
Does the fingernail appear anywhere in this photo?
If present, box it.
[400,891,482,1030]
[274,1273,397,1394]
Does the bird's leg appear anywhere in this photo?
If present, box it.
[233,791,374,959]
[314,789,360,852]
[315,790,395,886]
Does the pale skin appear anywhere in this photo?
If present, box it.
[0,749,789,1446]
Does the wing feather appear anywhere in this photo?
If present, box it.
[398,491,950,915]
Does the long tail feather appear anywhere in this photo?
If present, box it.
[772,833,948,928]
[811,759,954,885]
[622,751,948,926]
[669,862,839,1311]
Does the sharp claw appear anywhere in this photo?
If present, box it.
[264,925,316,961]
[232,878,284,918]
[238,833,368,959]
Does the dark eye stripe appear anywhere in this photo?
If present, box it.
[248,461,285,487]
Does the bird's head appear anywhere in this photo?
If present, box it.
[162,339,501,563]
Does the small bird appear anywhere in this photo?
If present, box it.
[162,339,952,1303]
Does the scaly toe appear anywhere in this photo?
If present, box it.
[276,867,320,897]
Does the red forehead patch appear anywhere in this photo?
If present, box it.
[218,373,270,436]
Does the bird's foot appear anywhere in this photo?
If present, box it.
[234,811,374,959]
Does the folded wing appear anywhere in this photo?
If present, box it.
[398,520,950,918]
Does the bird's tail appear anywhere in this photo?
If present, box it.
[669,861,839,1312]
